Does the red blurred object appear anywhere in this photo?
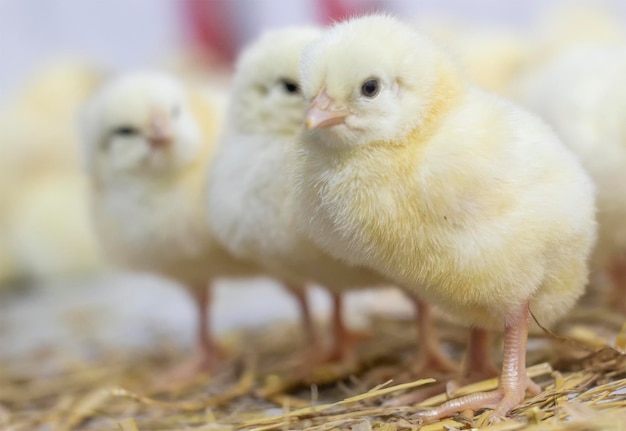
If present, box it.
[319,0,353,23]
[184,0,238,65]
[183,0,384,66]
[318,0,383,24]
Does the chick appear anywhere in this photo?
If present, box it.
[518,47,626,313]
[413,17,533,96]
[293,15,595,421]
[208,27,453,370]
[80,71,262,380]
[0,60,104,283]
[208,26,362,363]
[532,2,625,61]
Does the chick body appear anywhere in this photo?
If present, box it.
[208,27,390,363]
[82,72,259,378]
[294,15,595,418]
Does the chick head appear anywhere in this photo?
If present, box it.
[300,14,458,148]
[81,72,201,178]
[228,26,322,137]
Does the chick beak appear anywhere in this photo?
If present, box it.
[147,111,173,149]
[305,90,349,130]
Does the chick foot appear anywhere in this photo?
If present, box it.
[153,347,222,390]
[413,303,541,424]
[385,327,494,407]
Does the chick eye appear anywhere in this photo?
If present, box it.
[361,79,380,98]
[280,79,300,94]
[172,106,181,117]
[112,126,139,136]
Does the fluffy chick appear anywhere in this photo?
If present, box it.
[209,27,360,362]
[293,15,595,421]
[0,60,104,284]
[81,71,260,381]
[208,27,449,368]
[518,47,626,312]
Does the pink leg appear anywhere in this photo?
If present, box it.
[285,284,322,348]
[607,255,626,314]
[327,292,358,363]
[414,303,541,423]
[464,328,499,379]
[410,298,459,375]
[446,328,499,395]
[154,284,221,387]
[195,285,222,366]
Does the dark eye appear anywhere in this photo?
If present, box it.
[361,79,380,98]
[113,126,139,136]
[281,79,299,94]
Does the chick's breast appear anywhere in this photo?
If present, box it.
[294,89,595,329]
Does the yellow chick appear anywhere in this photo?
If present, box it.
[293,15,596,421]
[80,71,261,381]
[518,46,626,313]
[0,60,104,284]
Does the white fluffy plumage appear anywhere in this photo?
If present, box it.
[207,27,389,361]
[81,71,261,379]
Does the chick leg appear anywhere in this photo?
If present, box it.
[281,283,332,374]
[193,285,223,367]
[153,284,221,388]
[446,328,499,395]
[414,303,541,423]
[327,292,359,363]
[381,299,458,406]
[607,254,626,313]
[464,328,499,378]
[286,284,321,348]
[410,298,459,375]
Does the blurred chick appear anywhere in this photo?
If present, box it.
[209,27,366,363]
[81,71,261,381]
[294,15,595,421]
[532,2,625,61]
[414,17,533,96]
[0,60,104,285]
[208,27,453,370]
[518,46,626,313]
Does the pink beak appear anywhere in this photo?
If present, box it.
[147,111,173,148]
[305,90,349,130]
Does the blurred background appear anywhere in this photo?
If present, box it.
[1,0,625,363]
